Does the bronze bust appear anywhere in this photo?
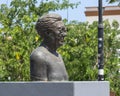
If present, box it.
[30,13,68,81]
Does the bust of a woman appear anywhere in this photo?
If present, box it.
[30,13,68,81]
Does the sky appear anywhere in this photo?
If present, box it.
[56,0,118,22]
[0,0,118,22]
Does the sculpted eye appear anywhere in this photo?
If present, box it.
[58,27,62,31]
[58,27,66,32]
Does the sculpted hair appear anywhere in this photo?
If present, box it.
[35,13,62,38]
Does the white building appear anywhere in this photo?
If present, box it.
[85,6,120,25]
[85,6,120,73]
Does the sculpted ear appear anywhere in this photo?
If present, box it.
[48,32,54,38]
[45,31,54,39]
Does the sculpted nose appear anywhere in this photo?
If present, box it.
[61,32,67,37]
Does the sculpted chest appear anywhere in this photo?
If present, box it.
[30,47,68,81]
[45,51,68,81]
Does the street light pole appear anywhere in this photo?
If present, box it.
[98,0,104,81]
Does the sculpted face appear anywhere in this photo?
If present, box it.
[49,21,67,48]
[31,14,68,81]
[35,13,67,50]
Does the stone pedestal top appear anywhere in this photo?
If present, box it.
[0,81,109,96]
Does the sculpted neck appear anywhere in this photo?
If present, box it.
[41,40,58,53]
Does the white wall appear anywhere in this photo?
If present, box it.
[86,15,120,26]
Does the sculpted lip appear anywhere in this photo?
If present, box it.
[59,40,64,44]
[58,36,64,44]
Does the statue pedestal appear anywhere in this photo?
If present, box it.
[0,81,109,96]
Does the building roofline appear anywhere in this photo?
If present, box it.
[85,6,120,11]
[85,6,120,16]
[85,6,120,8]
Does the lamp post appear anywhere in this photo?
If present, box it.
[98,0,104,81]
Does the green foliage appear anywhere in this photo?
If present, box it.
[59,22,98,80]
[107,0,120,3]
[0,0,79,81]
[0,0,120,96]
[59,20,120,95]
[107,0,120,5]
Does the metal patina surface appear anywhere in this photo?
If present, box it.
[30,13,68,81]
